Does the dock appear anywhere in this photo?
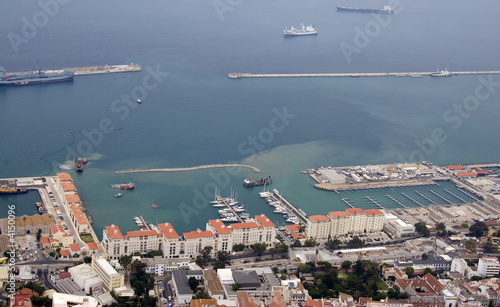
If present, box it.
[228,70,500,79]
[271,189,307,225]
[9,64,141,76]
[342,198,354,208]
[365,196,385,209]
[401,193,423,207]
[414,191,437,205]
[386,195,407,208]
[216,195,244,223]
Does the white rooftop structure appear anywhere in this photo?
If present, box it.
[94,258,119,276]
[217,268,234,284]
[52,292,98,307]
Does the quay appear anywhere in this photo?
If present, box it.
[115,163,261,174]
[9,64,141,76]
[271,189,307,225]
[228,70,500,79]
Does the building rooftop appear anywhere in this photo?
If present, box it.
[328,211,349,218]
[87,242,99,250]
[57,172,73,182]
[208,219,232,235]
[158,222,179,239]
[61,182,76,191]
[346,208,365,215]
[95,258,120,276]
[172,269,195,295]
[60,249,70,257]
[126,229,160,238]
[65,194,81,203]
[69,243,80,252]
[105,225,124,240]
[309,215,330,222]
[229,222,260,229]
[183,230,215,239]
[255,214,274,227]
[447,164,465,170]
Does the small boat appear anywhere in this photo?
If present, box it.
[151,203,159,208]
[82,157,88,164]
[283,23,317,36]
[212,203,226,207]
[115,193,122,198]
[240,212,250,219]
[137,99,142,104]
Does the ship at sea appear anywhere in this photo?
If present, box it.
[283,23,317,36]
[336,5,394,14]
[243,176,272,187]
[430,68,451,77]
[0,66,74,86]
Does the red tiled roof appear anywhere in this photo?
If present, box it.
[126,229,160,237]
[87,242,98,250]
[457,172,476,177]
[183,230,215,239]
[346,208,365,215]
[447,164,465,170]
[364,209,384,216]
[51,225,64,234]
[306,299,323,307]
[286,224,301,232]
[158,223,179,239]
[476,169,489,175]
[40,237,50,245]
[255,214,274,227]
[105,225,123,240]
[57,172,72,182]
[328,211,349,218]
[69,243,80,252]
[60,249,70,257]
[61,182,76,191]
[309,215,330,222]
[65,194,81,203]
[291,232,301,239]
[208,219,232,235]
[229,222,260,229]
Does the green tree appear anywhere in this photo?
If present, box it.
[232,243,245,252]
[118,254,133,281]
[462,223,469,229]
[217,250,232,264]
[435,223,446,232]
[195,246,213,268]
[146,250,163,258]
[423,267,437,277]
[292,240,302,247]
[414,222,430,237]
[250,243,267,257]
[141,295,157,307]
[188,276,199,291]
[298,263,312,273]
[483,241,498,253]
[213,260,225,271]
[465,239,476,251]
[195,289,211,299]
[341,261,352,272]
[22,281,45,295]
[347,236,364,248]
[83,256,92,264]
[469,221,488,238]
[325,239,341,250]
[232,283,241,291]
[404,266,415,277]
[304,238,318,247]
[31,296,52,307]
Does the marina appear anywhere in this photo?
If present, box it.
[228,70,500,79]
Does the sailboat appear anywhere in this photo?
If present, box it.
[259,182,271,198]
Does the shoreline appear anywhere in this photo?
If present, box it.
[114,164,261,174]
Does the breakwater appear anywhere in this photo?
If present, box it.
[9,64,141,76]
[115,163,261,174]
[228,70,500,79]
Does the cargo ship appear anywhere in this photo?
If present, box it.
[243,176,272,187]
[430,68,451,77]
[336,5,394,14]
[0,185,28,194]
[0,66,74,86]
[283,23,317,36]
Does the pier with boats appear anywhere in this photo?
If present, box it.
[211,191,246,223]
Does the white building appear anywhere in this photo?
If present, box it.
[91,257,124,291]
[102,225,163,260]
[68,264,102,294]
[477,257,500,276]
[383,213,415,238]
[450,257,468,276]
[306,215,331,240]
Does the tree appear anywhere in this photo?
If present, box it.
[483,241,499,253]
[31,296,52,307]
[423,267,437,277]
[421,253,428,260]
[146,250,163,258]
[435,223,446,232]
[22,281,45,295]
[465,239,476,251]
[404,266,415,277]
[250,243,267,257]
[118,254,133,281]
[36,229,42,242]
[325,239,341,250]
[233,243,245,252]
[304,238,318,247]
[347,236,364,248]
[341,261,352,272]
[462,223,469,229]
[217,250,232,264]
[469,221,488,238]
[195,246,213,268]
[213,260,225,271]
[188,276,199,291]
[414,222,430,237]
[232,283,241,291]
[292,240,302,248]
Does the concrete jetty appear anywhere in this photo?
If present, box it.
[228,70,500,79]
[9,64,141,76]
[271,189,307,225]
[115,163,261,174]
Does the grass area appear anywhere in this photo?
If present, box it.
[375,276,389,290]
[80,233,94,243]
[338,272,348,279]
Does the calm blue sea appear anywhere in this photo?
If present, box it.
[0,0,499,239]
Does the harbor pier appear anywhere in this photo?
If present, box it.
[228,70,500,79]
[271,189,307,225]
[9,64,141,77]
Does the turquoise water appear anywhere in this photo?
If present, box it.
[0,0,499,239]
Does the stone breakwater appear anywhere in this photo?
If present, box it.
[115,164,261,174]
